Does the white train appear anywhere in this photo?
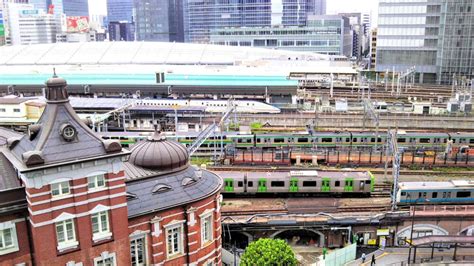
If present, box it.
[137,99,280,113]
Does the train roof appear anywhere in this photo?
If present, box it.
[241,171,371,179]
[399,180,474,190]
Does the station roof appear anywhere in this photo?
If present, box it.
[412,235,474,246]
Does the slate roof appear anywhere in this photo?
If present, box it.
[0,152,20,191]
[125,164,222,218]
[0,127,23,146]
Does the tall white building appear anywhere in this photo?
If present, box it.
[7,3,60,45]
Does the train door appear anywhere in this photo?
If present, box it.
[289,178,298,192]
[321,178,331,192]
[344,178,354,192]
[258,179,267,192]
[224,179,234,192]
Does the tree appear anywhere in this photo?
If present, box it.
[240,238,298,266]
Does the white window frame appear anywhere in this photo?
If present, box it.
[94,252,117,266]
[55,219,78,251]
[87,174,106,191]
[165,222,184,258]
[51,180,71,197]
[0,222,19,255]
[91,211,112,242]
[200,211,213,246]
[130,235,147,266]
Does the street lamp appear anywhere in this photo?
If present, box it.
[407,194,429,264]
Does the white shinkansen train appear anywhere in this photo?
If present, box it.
[137,99,281,113]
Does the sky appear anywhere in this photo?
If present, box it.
[89,0,379,25]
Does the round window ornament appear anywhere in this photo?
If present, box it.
[60,124,77,141]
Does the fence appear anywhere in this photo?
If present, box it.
[315,243,356,266]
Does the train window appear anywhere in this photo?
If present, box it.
[248,181,253,187]
[456,191,471,198]
[378,138,382,142]
[420,138,430,144]
[460,138,467,143]
[238,181,243,187]
[346,138,350,142]
[371,138,376,142]
[298,138,308,143]
[365,180,371,184]
[422,192,427,198]
[256,139,261,143]
[442,192,446,198]
[447,192,451,198]
[352,138,358,143]
[335,181,340,187]
[397,138,406,143]
[237,139,242,143]
[470,139,474,144]
[271,181,285,187]
[322,138,333,143]
[432,192,438,198]
[302,181,317,187]
[401,192,406,196]
[274,138,285,143]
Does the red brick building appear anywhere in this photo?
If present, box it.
[0,75,223,266]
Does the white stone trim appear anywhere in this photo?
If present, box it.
[89,204,110,214]
[152,251,164,257]
[30,203,127,228]
[195,246,219,264]
[164,220,185,228]
[53,212,75,223]
[128,211,184,229]
[93,251,117,266]
[152,241,163,247]
[151,216,163,237]
[28,192,127,215]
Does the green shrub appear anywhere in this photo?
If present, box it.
[240,238,298,266]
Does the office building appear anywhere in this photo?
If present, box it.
[184,0,326,43]
[107,0,133,23]
[108,20,134,41]
[51,0,89,17]
[134,0,183,42]
[376,0,473,84]
[370,28,377,70]
[28,0,51,12]
[7,3,59,45]
[210,15,351,57]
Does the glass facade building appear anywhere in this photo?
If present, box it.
[107,0,133,23]
[51,0,89,17]
[28,0,51,13]
[134,0,184,42]
[184,0,327,43]
[209,15,351,56]
[376,0,473,84]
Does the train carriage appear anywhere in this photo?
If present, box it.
[218,170,375,196]
[397,180,474,205]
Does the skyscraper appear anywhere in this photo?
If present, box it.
[376,0,473,84]
[134,0,183,42]
[184,0,325,43]
[51,0,89,17]
[107,0,133,23]
[27,0,51,12]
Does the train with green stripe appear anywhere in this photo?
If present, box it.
[217,170,375,196]
[100,131,474,153]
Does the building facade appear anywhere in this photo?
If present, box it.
[51,0,89,17]
[370,28,377,70]
[0,76,223,265]
[209,15,352,57]
[7,3,59,45]
[184,0,326,43]
[107,0,133,23]
[108,21,134,41]
[376,0,473,84]
[134,0,184,42]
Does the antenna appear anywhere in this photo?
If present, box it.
[53,68,57,78]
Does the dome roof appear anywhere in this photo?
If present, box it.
[129,130,189,170]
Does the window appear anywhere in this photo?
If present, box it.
[0,223,18,256]
[432,192,438,198]
[456,191,471,198]
[401,192,406,196]
[237,181,243,187]
[0,228,13,250]
[0,108,5,112]
[91,211,110,240]
[51,181,70,197]
[88,174,106,190]
[420,138,430,144]
[55,219,77,249]
[13,109,20,113]
[166,225,182,257]
[94,253,117,266]
[130,237,146,266]
[271,181,285,187]
[302,181,317,187]
[335,181,340,187]
[322,138,333,143]
[201,214,213,245]
[247,181,253,187]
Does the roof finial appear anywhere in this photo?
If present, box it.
[149,124,165,141]
[53,67,57,78]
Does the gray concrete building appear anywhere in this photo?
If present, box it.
[376,0,473,84]
[209,15,351,57]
